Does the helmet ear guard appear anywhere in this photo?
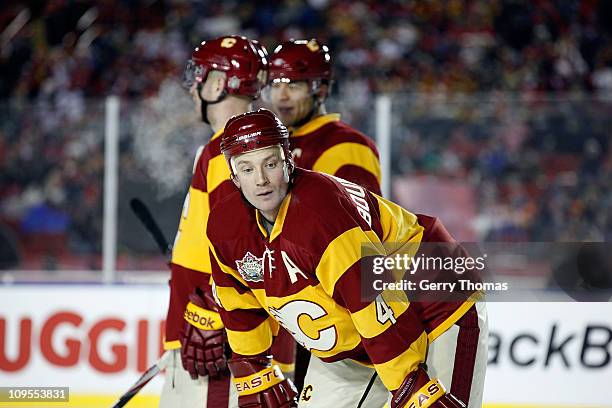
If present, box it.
[183,36,269,115]
[183,36,269,123]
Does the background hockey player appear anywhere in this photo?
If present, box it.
[265,38,381,195]
[160,36,294,407]
[207,109,488,408]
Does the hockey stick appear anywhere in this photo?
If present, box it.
[128,198,232,406]
[130,198,172,256]
[110,351,171,408]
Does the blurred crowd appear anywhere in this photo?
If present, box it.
[0,0,610,270]
[391,93,610,242]
[2,0,612,99]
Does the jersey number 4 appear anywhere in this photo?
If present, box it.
[375,294,396,325]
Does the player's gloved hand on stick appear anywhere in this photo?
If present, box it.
[390,365,466,408]
[180,290,228,379]
[229,355,298,408]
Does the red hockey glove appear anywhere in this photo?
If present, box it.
[229,355,298,408]
[180,290,228,380]
[391,365,466,408]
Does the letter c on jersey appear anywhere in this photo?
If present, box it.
[269,300,337,352]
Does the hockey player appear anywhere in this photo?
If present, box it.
[266,38,384,391]
[207,109,488,408]
[266,39,381,195]
[160,36,294,407]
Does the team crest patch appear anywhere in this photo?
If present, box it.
[236,252,264,282]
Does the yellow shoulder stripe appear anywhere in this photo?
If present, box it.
[375,195,422,244]
[207,154,231,194]
[312,142,381,183]
[291,113,341,137]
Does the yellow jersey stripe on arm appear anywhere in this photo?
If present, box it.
[226,318,274,356]
[171,187,211,273]
[207,154,231,194]
[374,331,428,391]
[213,285,263,311]
[315,228,384,296]
[375,194,423,245]
[312,143,381,183]
[350,290,410,339]
[375,195,424,280]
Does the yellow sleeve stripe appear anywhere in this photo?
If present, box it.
[226,318,274,356]
[350,290,410,339]
[163,340,181,350]
[207,154,231,194]
[374,331,428,391]
[215,285,263,311]
[171,187,211,272]
[315,228,383,296]
[312,142,381,183]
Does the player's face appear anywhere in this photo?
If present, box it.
[269,81,314,127]
[232,146,290,222]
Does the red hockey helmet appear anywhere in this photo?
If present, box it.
[269,39,332,84]
[184,35,269,98]
[221,109,293,176]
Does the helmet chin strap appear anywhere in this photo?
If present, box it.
[197,83,228,124]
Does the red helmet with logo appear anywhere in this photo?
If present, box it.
[221,109,293,176]
[269,39,332,84]
[184,35,269,98]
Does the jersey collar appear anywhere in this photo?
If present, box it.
[210,128,224,141]
[290,113,341,137]
[255,192,292,242]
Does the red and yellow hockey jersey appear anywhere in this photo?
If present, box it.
[165,129,234,348]
[207,169,476,391]
[166,114,381,349]
[289,113,381,195]
[165,129,302,370]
